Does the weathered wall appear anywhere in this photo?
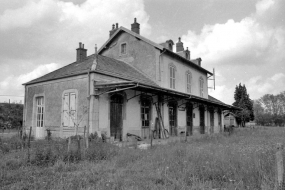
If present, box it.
[160,54,208,98]
[101,32,159,83]
[25,75,88,138]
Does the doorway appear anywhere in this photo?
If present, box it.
[186,102,193,136]
[169,101,177,136]
[199,105,205,134]
[110,94,123,140]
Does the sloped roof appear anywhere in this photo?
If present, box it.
[24,54,158,86]
[98,26,212,75]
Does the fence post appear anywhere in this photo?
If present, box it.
[276,143,284,190]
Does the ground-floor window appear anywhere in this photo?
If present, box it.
[36,97,44,127]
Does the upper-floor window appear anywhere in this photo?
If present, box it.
[121,43,127,55]
[36,97,44,127]
[169,64,176,89]
[199,77,204,97]
[186,71,192,93]
[63,91,77,127]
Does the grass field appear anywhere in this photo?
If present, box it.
[1,127,285,190]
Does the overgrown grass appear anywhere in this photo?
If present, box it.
[1,127,284,189]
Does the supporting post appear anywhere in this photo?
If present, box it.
[276,143,284,190]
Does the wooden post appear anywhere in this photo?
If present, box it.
[276,143,284,190]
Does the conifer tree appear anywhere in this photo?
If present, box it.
[232,83,254,127]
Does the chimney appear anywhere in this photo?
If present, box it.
[76,42,87,62]
[176,37,184,52]
[196,57,202,66]
[185,47,190,60]
[131,18,140,34]
[109,23,119,37]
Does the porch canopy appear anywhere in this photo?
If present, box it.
[94,81,239,111]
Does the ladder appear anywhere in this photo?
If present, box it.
[154,102,168,139]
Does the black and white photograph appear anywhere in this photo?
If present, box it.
[0,0,285,189]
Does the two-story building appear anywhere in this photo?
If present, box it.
[23,18,237,140]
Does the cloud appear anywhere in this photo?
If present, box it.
[0,0,151,62]
[0,0,151,100]
[209,85,235,105]
[181,0,285,67]
[245,73,285,99]
[0,63,59,96]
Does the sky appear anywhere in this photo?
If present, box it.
[0,0,284,104]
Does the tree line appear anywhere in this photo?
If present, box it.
[0,103,23,130]
[253,91,285,126]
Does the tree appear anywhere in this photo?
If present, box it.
[232,83,254,127]
[254,91,285,126]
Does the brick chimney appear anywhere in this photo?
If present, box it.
[176,37,184,52]
[76,42,87,62]
[109,23,119,37]
[131,18,140,34]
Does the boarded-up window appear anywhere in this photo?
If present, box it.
[36,97,44,127]
[63,92,76,127]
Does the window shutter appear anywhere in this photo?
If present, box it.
[70,93,76,127]
[63,94,69,127]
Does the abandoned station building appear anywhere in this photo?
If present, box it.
[23,18,237,140]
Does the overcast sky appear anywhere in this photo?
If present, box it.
[0,0,284,104]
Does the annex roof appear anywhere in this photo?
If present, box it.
[24,54,158,87]
[94,81,237,109]
[98,26,212,75]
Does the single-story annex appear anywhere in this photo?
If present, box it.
[23,18,238,140]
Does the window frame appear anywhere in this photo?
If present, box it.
[169,63,176,89]
[120,42,127,55]
[36,96,44,128]
[199,77,204,97]
[186,71,192,94]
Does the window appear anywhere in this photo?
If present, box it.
[169,65,176,89]
[186,71,192,93]
[121,43,127,55]
[199,77,204,97]
[36,97,44,127]
[141,98,151,139]
[63,92,76,127]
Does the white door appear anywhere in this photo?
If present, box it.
[36,97,45,139]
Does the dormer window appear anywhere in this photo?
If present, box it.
[121,43,127,55]
[199,77,204,97]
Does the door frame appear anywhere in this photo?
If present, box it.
[199,105,205,134]
[110,93,124,141]
[168,101,177,136]
[186,102,193,136]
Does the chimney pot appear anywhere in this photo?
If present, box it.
[134,18,137,23]
[116,23,118,28]
[112,24,115,30]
